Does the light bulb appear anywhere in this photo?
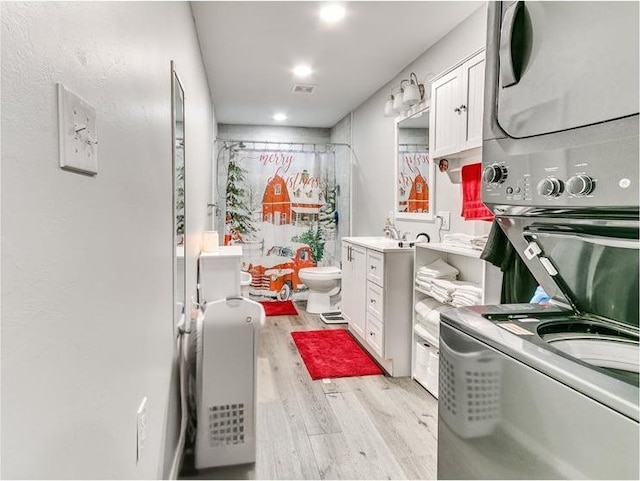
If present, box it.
[320,3,346,23]
[384,96,395,117]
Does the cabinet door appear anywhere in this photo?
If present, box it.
[430,68,462,158]
[460,51,485,151]
[341,243,366,338]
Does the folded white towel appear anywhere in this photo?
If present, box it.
[425,309,441,326]
[415,297,444,315]
[428,290,452,304]
[418,258,459,279]
[452,292,481,303]
[415,280,433,292]
[455,283,483,294]
[431,278,463,292]
[451,299,476,307]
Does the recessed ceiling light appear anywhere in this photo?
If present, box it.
[273,113,288,122]
[293,64,312,78]
[319,3,345,23]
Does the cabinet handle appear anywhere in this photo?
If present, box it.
[454,107,461,114]
[370,265,376,270]
[370,299,376,304]
[459,104,467,112]
[369,331,375,336]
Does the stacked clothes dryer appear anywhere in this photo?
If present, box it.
[437,2,639,479]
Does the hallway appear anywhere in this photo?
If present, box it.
[180,303,438,480]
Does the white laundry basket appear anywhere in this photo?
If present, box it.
[439,337,503,439]
[195,296,265,469]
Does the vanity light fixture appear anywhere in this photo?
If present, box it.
[319,3,346,23]
[273,112,288,122]
[383,72,426,117]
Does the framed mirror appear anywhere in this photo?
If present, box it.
[394,105,434,221]
[171,61,186,325]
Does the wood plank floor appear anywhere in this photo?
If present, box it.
[180,300,438,480]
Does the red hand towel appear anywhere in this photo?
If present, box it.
[460,163,494,221]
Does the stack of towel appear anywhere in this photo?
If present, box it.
[414,298,452,342]
[442,233,489,251]
[415,258,459,293]
[416,257,483,306]
[450,283,484,307]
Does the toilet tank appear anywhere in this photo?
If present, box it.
[199,246,243,303]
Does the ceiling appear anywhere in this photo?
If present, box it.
[190,1,483,128]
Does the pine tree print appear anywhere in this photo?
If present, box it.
[225,153,256,242]
[319,174,337,240]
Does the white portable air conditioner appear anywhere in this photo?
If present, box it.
[194,296,265,469]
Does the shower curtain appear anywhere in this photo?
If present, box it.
[217,143,339,301]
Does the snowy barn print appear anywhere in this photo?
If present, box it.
[397,151,430,213]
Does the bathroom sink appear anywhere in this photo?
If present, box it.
[343,236,414,250]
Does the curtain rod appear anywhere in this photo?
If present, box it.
[214,137,351,148]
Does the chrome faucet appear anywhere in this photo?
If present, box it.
[384,224,403,240]
[384,224,407,240]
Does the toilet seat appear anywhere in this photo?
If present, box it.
[299,266,341,277]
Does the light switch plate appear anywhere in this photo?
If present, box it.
[57,83,98,175]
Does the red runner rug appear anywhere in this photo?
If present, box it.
[259,300,298,317]
[291,329,383,380]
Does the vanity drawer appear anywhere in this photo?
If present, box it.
[366,250,385,286]
[365,312,384,358]
[366,281,384,318]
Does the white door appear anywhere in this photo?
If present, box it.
[341,242,366,338]
[430,68,462,159]
[460,51,485,151]
[341,243,355,323]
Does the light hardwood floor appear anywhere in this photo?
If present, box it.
[180,301,438,480]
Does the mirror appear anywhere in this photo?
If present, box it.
[172,61,186,325]
[394,106,434,221]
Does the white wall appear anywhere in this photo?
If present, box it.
[1,2,213,479]
[351,4,490,240]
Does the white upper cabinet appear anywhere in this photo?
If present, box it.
[430,50,485,159]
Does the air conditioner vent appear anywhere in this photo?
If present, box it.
[291,84,317,94]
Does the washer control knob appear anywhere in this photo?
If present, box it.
[537,178,564,198]
[482,164,508,184]
[566,174,595,196]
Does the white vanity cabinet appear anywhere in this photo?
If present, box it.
[341,238,414,377]
[411,242,502,397]
[430,50,485,160]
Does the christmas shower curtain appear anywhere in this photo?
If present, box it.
[220,145,338,301]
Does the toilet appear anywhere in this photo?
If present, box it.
[298,266,342,314]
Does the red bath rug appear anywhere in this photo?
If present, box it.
[259,300,298,317]
[291,329,384,380]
